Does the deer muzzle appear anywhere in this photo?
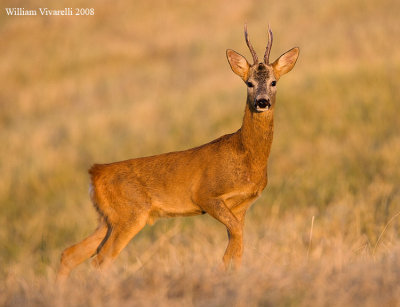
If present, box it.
[255,98,271,111]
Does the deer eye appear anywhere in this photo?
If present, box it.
[271,81,277,87]
[246,81,254,88]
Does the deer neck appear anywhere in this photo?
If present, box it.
[239,100,274,165]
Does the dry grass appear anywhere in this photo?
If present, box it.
[1,0,400,305]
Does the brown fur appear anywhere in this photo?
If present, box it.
[57,26,299,281]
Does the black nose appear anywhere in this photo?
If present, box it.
[255,98,271,109]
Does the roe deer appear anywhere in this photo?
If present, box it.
[57,25,299,281]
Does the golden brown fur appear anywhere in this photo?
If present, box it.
[57,25,299,281]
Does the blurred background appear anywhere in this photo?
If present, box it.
[1,0,400,305]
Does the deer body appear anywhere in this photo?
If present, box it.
[57,25,299,281]
[90,106,272,223]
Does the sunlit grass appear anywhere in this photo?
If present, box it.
[1,0,400,305]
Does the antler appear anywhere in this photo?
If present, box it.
[244,24,258,65]
[264,25,273,64]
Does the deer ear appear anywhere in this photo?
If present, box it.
[226,49,250,80]
[272,47,299,80]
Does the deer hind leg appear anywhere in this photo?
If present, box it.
[91,210,149,270]
[198,198,244,270]
[57,220,109,282]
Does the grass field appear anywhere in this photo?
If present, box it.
[1,0,400,305]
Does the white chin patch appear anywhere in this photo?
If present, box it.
[256,105,270,112]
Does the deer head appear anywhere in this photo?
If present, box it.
[226,25,299,113]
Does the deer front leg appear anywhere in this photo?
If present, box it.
[197,198,243,270]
